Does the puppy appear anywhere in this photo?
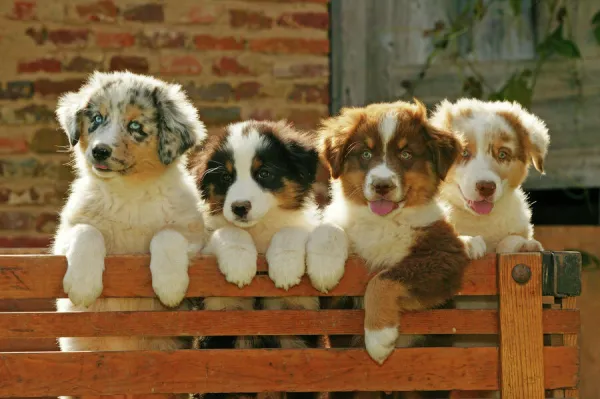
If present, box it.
[53,71,206,361]
[190,120,321,399]
[307,100,469,399]
[430,98,549,255]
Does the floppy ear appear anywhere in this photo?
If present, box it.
[424,124,461,181]
[56,91,86,147]
[282,125,320,188]
[318,109,363,180]
[321,134,347,180]
[152,84,207,165]
[514,109,549,174]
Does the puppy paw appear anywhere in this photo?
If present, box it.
[518,238,544,252]
[460,235,487,260]
[151,250,190,308]
[266,228,308,290]
[218,247,258,288]
[365,326,398,365]
[306,224,348,292]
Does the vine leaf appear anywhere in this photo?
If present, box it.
[537,24,581,59]
[592,11,600,45]
[462,76,483,99]
[592,10,600,25]
[510,0,522,16]
[594,26,600,45]
[488,70,533,108]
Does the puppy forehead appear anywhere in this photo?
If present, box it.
[88,80,157,114]
[455,112,518,146]
[225,122,267,169]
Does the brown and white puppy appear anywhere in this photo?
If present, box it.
[190,120,321,399]
[307,100,470,372]
[53,71,206,361]
[431,98,550,255]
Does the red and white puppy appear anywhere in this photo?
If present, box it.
[307,100,470,365]
[430,98,550,255]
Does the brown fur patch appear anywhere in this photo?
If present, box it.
[364,277,414,330]
[273,179,304,209]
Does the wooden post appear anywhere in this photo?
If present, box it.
[499,253,545,399]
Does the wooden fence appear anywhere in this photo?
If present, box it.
[0,252,582,398]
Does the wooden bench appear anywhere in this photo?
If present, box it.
[0,251,581,398]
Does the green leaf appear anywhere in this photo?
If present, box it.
[462,76,483,99]
[536,24,581,59]
[553,38,582,58]
[510,0,522,16]
[592,11,600,25]
[594,25,600,45]
[488,70,533,108]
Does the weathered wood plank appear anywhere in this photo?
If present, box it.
[0,309,579,338]
[0,347,578,396]
[0,254,497,299]
[499,253,545,398]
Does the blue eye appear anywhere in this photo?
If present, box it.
[93,114,103,124]
[128,121,141,131]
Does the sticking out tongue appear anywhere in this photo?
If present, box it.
[468,200,494,215]
[369,200,399,216]
[94,164,109,170]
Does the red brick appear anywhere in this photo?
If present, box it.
[48,29,89,46]
[212,57,251,76]
[159,55,202,75]
[184,82,233,102]
[96,32,135,48]
[0,185,67,206]
[0,138,28,154]
[288,83,329,104]
[124,3,163,22]
[278,12,329,30]
[249,38,329,54]
[109,56,149,73]
[234,82,262,100]
[184,5,221,24]
[287,108,328,129]
[198,107,241,126]
[139,31,186,48]
[75,0,118,22]
[230,9,272,30]
[0,81,34,100]
[64,56,103,72]
[1,104,54,124]
[0,212,31,230]
[35,213,58,234]
[17,58,61,73]
[34,79,84,97]
[7,1,36,20]
[30,128,69,153]
[0,235,51,248]
[0,158,72,180]
[273,62,328,78]
[193,35,244,51]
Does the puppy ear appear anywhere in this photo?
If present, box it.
[152,84,207,165]
[318,108,363,180]
[424,124,461,181]
[56,91,85,147]
[282,126,319,188]
[321,135,346,180]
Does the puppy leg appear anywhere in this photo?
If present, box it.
[266,227,309,290]
[210,227,257,287]
[60,224,106,307]
[458,235,487,259]
[151,229,190,307]
[496,235,543,253]
[306,223,348,293]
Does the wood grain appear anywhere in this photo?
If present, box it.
[0,254,497,299]
[0,309,579,338]
[499,253,545,399]
[560,297,580,399]
[0,347,577,397]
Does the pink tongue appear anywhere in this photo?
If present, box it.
[95,164,108,170]
[369,200,398,216]
[469,200,494,215]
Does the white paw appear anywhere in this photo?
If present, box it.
[306,224,348,292]
[365,326,398,365]
[63,250,104,308]
[460,235,487,260]
[266,247,305,290]
[518,238,543,252]
[218,247,258,288]
[150,230,190,307]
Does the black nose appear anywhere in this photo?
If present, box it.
[92,144,112,162]
[371,179,396,196]
[231,201,252,218]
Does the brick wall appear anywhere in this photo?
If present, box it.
[0,0,330,248]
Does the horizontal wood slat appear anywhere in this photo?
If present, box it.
[0,347,577,396]
[0,254,497,299]
[0,309,579,338]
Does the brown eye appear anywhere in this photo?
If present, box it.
[400,150,412,160]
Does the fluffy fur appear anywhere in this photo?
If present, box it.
[53,71,206,361]
[190,120,323,399]
[308,101,469,399]
[430,99,549,359]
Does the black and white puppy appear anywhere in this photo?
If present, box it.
[190,120,322,398]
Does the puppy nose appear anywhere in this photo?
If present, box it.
[231,201,252,218]
[92,144,112,162]
[371,180,396,196]
[476,181,496,198]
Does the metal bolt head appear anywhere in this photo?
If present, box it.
[512,264,531,284]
